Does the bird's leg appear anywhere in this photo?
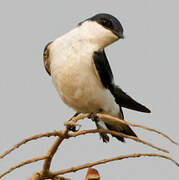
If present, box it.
[70,112,80,120]
[88,109,103,121]
[66,112,81,132]
[88,109,109,143]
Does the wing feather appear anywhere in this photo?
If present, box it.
[93,50,150,113]
[43,41,53,76]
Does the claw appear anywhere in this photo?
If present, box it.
[88,112,98,121]
[88,109,102,121]
[68,126,77,132]
[64,121,81,132]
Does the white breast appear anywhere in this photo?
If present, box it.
[49,28,119,116]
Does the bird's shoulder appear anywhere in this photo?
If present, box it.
[43,41,53,76]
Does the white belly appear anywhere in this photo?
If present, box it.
[50,38,119,116]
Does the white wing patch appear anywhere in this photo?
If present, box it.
[91,58,105,89]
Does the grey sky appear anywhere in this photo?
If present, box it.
[0,0,178,179]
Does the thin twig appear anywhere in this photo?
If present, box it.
[66,113,179,145]
[1,113,177,160]
[71,113,89,123]
[0,155,48,179]
[51,153,179,177]
[97,114,179,145]
[53,176,71,180]
[69,129,169,153]
[0,128,170,179]
[41,129,69,179]
[0,131,63,159]
[0,113,178,179]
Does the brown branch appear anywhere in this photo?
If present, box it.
[70,113,178,145]
[1,113,177,160]
[0,113,178,179]
[0,128,169,179]
[69,129,169,153]
[0,114,93,159]
[41,129,69,179]
[0,131,63,159]
[71,113,89,123]
[27,172,71,180]
[0,155,48,179]
[51,153,179,177]
[96,114,179,145]
[53,176,71,180]
[0,129,68,179]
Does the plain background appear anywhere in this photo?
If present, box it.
[0,0,178,179]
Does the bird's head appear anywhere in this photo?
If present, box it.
[78,13,124,48]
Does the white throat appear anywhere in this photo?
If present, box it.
[79,21,119,48]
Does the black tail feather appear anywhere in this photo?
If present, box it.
[105,123,137,142]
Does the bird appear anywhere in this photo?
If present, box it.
[43,13,151,143]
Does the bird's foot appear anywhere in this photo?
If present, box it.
[88,112,98,121]
[65,112,81,132]
[88,109,103,121]
[64,121,81,132]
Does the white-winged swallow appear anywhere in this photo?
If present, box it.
[43,13,151,143]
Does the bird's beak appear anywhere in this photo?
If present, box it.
[113,31,124,39]
[119,33,124,39]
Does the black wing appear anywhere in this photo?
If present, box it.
[93,50,151,113]
[93,50,114,90]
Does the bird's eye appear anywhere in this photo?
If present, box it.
[101,19,113,28]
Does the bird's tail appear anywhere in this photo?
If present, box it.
[95,120,110,143]
[95,115,137,143]
[105,122,137,142]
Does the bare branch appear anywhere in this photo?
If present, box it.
[0,155,47,179]
[97,114,179,145]
[0,131,63,159]
[1,113,177,160]
[0,128,170,179]
[27,173,71,180]
[65,113,179,145]
[51,153,179,176]
[71,113,89,123]
[53,176,71,180]
[41,129,69,179]
[69,129,169,153]
[0,113,178,179]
